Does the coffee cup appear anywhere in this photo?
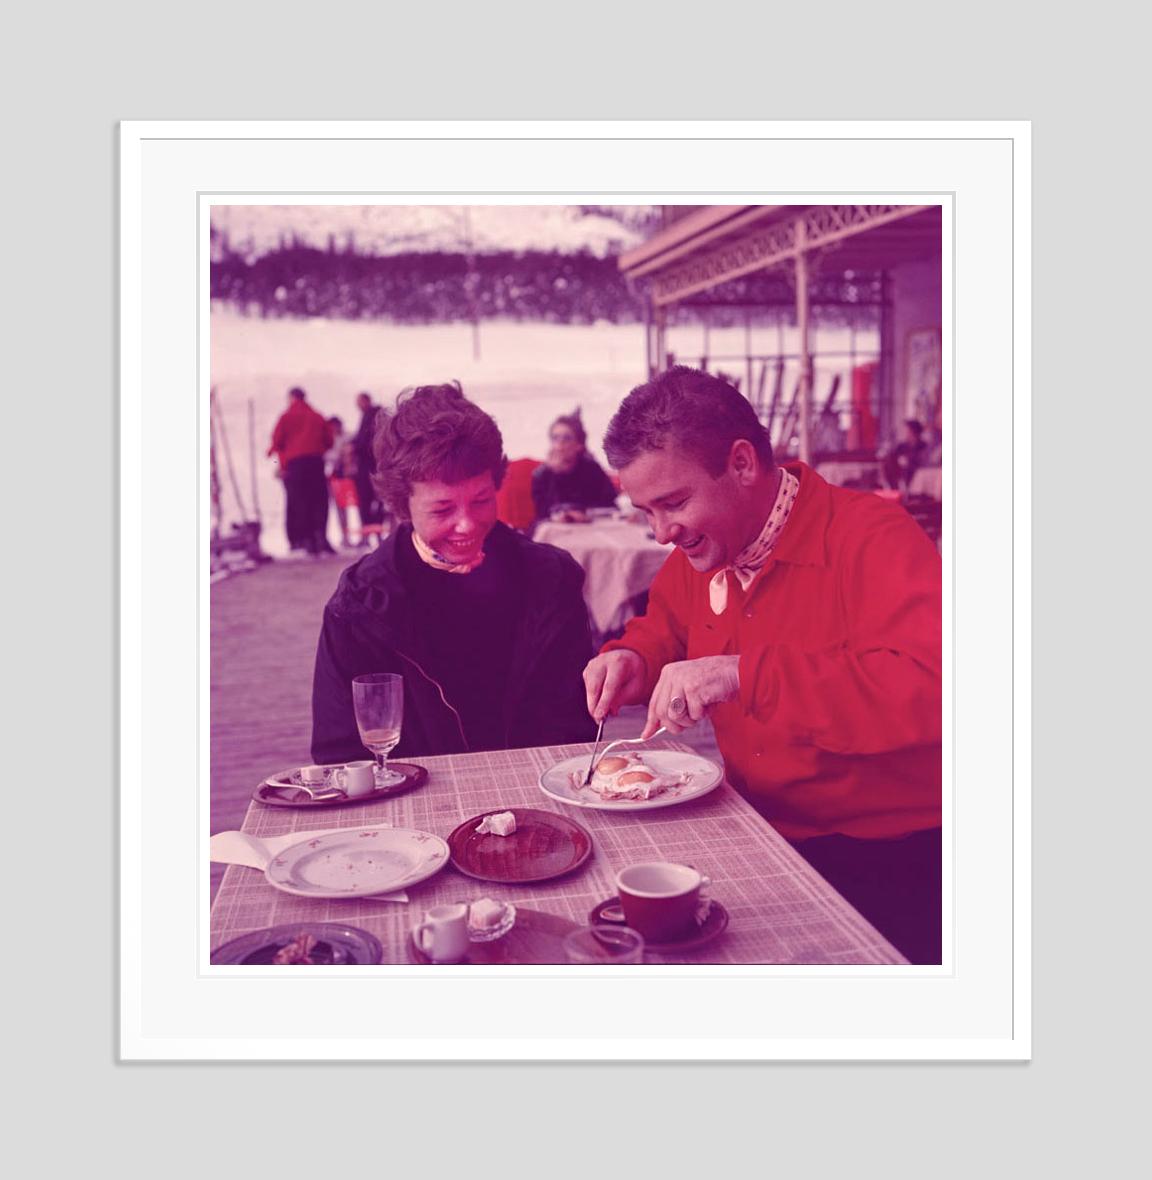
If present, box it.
[334,760,376,797]
[616,862,710,943]
[413,903,470,964]
[300,765,327,785]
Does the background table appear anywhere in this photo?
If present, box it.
[533,517,670,635]
[211,741,906,965]
[908,464,943,500]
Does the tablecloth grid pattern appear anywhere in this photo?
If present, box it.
[210,742,906,965]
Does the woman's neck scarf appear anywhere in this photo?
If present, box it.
[410,528,486,574]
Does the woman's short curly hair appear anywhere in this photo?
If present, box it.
[371,382,508,520]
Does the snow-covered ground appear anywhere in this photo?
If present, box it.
[210,309,876,555]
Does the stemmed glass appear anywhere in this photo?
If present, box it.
[352,673,405,788]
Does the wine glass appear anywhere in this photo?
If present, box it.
[352,673,404,787]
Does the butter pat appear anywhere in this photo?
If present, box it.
[469,897,508,929]
[475,810,517,836]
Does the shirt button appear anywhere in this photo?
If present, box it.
[744,610,754,619]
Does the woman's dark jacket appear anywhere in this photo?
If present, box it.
[311,522,597,763]
[530,454,618,522]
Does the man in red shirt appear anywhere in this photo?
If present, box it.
[584,367,942,963]
[268,387,336,556]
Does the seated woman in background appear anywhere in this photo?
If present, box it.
[311,382,597,763]
[531,409,619,524]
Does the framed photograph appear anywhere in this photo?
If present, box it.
[120,120,1029,1060]
[905,325,943,426]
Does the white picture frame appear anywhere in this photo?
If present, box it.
[120,120,1029,1061]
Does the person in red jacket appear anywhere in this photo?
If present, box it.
[584,366,942,963]
[268,387,336,556]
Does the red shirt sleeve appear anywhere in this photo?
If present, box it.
[738,510,941,754]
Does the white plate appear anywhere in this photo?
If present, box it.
[265,826,450,899]
[539,750,724,812]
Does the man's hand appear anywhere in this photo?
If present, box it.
[642,656,741,738]
[583,649,647,723]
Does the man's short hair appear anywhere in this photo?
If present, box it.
[604,365,774,476]
[288,386,307,400]
[371,381,508,520]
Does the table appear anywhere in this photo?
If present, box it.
[908,465,943,501]
[533,517,671,635]
[210,742,906,965]
[815,459,882,489]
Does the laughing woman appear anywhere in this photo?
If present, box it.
[311,382,597,763]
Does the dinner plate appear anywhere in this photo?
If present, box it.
[447,808,594,883]
[265,826,449,899]
[210,922,384,965]
[538,749,724,812]
[255,762,428,808]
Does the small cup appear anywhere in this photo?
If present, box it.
[333,760,376,797]
[564,924,645,965]
[300,765,327,785]
[616,862,710,943]
[413,903,470,964]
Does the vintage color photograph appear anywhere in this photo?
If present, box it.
[208,201,944,970]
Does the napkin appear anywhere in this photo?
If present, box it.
[210,825,409,903]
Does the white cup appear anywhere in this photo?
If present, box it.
[300,765,327,785]
[333,760,376,797]
[413,903,470,964]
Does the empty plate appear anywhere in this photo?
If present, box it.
[447,808,594,883]
[265,826,449,899]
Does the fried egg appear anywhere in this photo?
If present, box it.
[582,751,686,801]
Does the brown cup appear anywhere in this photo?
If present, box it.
[616,862,709,943]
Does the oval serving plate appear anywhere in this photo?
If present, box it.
[254,762,428,808]
[407,908,579,965]
[265,826,449,899]
[539,749,724,812]
[447,808,594,883]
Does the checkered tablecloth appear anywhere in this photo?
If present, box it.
[210,741,906,965]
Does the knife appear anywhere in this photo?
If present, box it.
[582,717,606,785]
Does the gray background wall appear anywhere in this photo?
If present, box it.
[7,2,1139,1174]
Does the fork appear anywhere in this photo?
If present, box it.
[275,781,345,801]
[582,727,669,784]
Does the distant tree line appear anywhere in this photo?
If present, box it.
[210,238,648,324]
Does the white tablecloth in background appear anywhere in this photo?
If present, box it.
[908,465,943,500]
[533,518,671,634]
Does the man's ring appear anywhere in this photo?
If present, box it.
[670,696,686,716]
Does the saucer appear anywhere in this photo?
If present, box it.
[588,896,729,952]
[210,922,383,965]
[254,762,428,808]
